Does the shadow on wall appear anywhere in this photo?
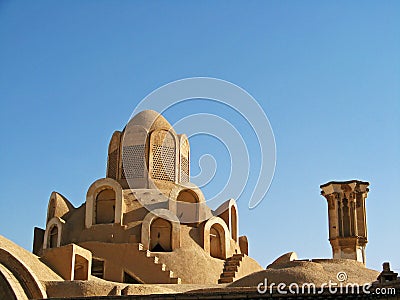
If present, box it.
[189,227,202,248]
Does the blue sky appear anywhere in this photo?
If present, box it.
[0,1,399,273]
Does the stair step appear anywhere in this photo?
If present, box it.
[221,271,236,278]
[225,259,240,264]
[225,261,240,267]
[218,254,245,284]
[227,257,242,261]
[225,259,240,263]
[233,253,245,258]
[170,277,181,284]
[224,265,238,272]
[218,277,234,283]
[136,245,181,285]
[160,263,166,271]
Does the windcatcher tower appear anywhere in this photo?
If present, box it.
[320,180,369,264]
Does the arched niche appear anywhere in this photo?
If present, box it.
[106,130,122,180]
[214,198,239,242]
[141,209,180,251]
[210,223,225,259]
[120,125,149,189]
[169,184,210,223]
[179,134,190,183]
[95,189,116,224]
[150,218,172,252]
[49,226,58,248]
[149,129,178,182]
[203,216,229,259]
[176,189,199,224]
[43,217,65,249]
[230,205,238,242]
[85,178,124,228]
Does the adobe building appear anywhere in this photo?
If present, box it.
[30,110,262,286]
[0,110,396,299]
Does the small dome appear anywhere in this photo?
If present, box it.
[125,110,174,133]
[229,259,379,287]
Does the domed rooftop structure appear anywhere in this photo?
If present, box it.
[1,108,388,299]
[229,259,380,288]
[124,109,175,133]
[106,110,187,190]
[22,110,255,293]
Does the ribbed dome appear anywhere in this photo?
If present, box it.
[125,110,174,132]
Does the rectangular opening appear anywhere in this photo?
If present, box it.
[91,258,104,279]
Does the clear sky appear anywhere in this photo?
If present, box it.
[0,1,399,273]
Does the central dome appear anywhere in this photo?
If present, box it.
[106,110,190,189]
[126,110,175,133]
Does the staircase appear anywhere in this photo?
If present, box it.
[218,253,245,283]
[137,243,181,284]
[79,241,181,284]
